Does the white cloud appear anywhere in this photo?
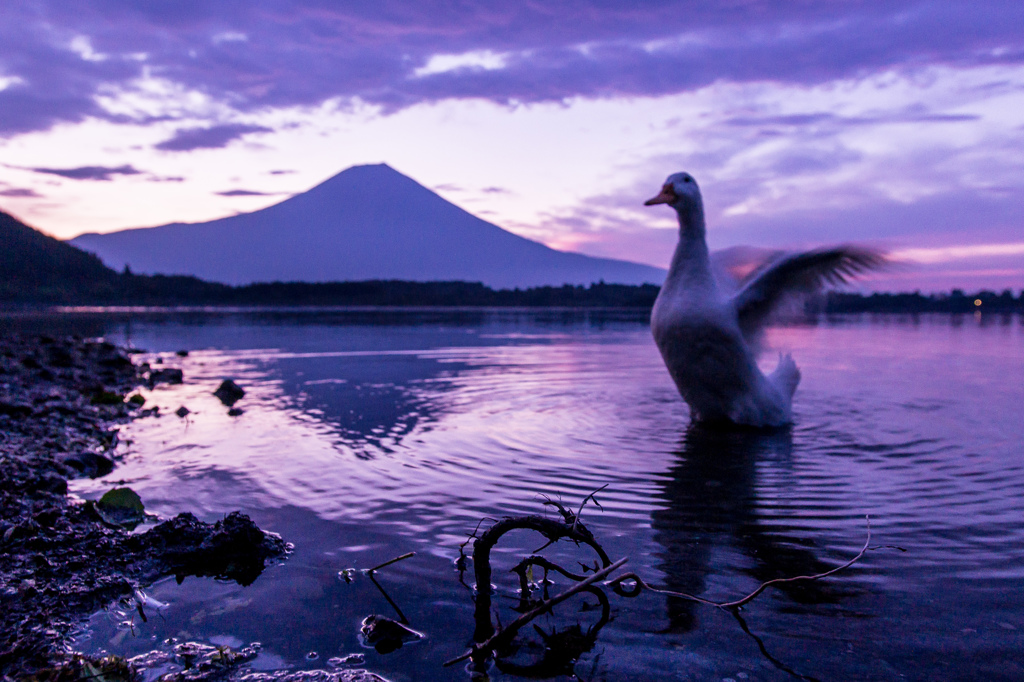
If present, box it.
[413,50,508,78]
[212,31,249,44]
[94,74,235,121]
[69,36,108,62]
[0,75,25,91]
[892,242,1024,264]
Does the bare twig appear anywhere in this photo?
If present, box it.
[444,557,628,667]
[541,496,575,524]
[460,517,496,552]
[530,537,557,554]
[608,517,872,610]
[572,484,608,534]
[366,551,415,574]
[368,573,409,624]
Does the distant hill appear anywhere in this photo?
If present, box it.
[70,164,667,288]
[0,210,123,303]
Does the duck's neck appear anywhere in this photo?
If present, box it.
[664,202,712,291]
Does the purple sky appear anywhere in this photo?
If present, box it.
[1,1,1023,291]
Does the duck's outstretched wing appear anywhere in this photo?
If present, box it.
[732,245,885,342]
[710,246,783,293]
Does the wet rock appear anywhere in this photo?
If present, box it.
[150,367,184,386]
[327,653,365,667]
[214,379,246,406]
[227,407,244,417]
[91,389,125,406]
[58,451,115,478]
[229,668,389,682]
[176,350,190,357]
[32,508,61,528]
[26,472,68,495]
[130,511,289,586]
[46,346,76,368]
[126,642,390,682]
[359,615,423,654]
[176,405,191,418]
[122,640,260,680]
[99,355,133,370]
[0,400,33,418]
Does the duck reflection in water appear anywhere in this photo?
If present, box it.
[652,424,856,633]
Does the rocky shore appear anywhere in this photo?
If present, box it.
[0,336,291,679]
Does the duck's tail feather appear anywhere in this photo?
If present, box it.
[770,352,801,400]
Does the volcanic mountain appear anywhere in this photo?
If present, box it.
[70,164,665,288]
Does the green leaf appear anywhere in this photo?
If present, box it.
[96,487,145,529]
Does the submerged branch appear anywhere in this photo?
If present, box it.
[471,513,612,642]
[449,490,878,678]
[608,517,872,610]
[444,557,628,667]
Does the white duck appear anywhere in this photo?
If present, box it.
[645,172,883,427]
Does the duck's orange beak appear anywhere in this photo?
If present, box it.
[644,184,677,206]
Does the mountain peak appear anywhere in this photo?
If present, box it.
[321,162,403,183]
[71,164,666,288]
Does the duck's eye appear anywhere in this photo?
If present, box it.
[683,177,692,183]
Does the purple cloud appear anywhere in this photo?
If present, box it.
[27,164,142,180]
[1,1,1022,136]
[0,187,43,197]
[433,183,463,192]
[724,110,982,128]
[155,124,273,151]
[215,189,275,196]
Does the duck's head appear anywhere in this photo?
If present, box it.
[644,172,701,211]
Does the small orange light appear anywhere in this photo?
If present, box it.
[974,299,982,306]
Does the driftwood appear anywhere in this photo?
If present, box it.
[445,557,627,667]
[446,485,877,674]
[469,506,612,643]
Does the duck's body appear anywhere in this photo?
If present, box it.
[646,172,880,427]
[652,279,797,426]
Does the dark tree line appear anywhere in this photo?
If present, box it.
[3,210,1021,311]
[816,289,1024,314]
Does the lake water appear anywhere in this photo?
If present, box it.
[5,309,1024,681]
